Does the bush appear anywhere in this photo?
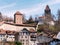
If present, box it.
[15,41,22,45]
[37,28,44,33]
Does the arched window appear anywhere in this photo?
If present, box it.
[21,28,29,35]
[22,28,28,32]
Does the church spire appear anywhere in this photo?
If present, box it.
[45,5,51,14]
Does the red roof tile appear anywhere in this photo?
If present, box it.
[29,29,36,32]
[14,11,23,15]
[39,16,45,18]
[0,29,17,34]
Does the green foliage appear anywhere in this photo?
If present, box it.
[37,29,42,32]
[49,25,55,31]
[57,9,60,21]
[27,16,35,24]
[37,23,56,33]
[38,25,44,29]
[55,24,60,32]
[37,25,44,33]
[15,41,22,45]
[27,20,35,24]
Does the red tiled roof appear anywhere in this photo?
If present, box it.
[0,29,6,34]
[0,29,17,34]
[29,29,36,32]
[5,22,36,27]
[14,11,23,15]
[39,16,45,18]
[39,16,45,19]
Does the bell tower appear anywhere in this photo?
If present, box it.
[14,11,23,24]
[45,5,51,14]
[44,5,53,22]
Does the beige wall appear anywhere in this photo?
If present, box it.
[19,34,30,45]
[0,24,35,32]
[15,15,23,24]
[0,34,15,42]
[7,35,15,41]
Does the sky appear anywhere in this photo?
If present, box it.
[0,0,60,19]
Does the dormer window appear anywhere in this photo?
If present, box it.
[21,28,29,35]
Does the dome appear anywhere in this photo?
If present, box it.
[14,11,23,15]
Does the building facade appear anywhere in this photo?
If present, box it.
[19,28,37,45]
[0,5,55,45]
[0,29,16,42]
[0,11,36,45]
[14,11,23,24]
[38,5,55,25]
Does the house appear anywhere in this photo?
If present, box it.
[0,29,17,42]
[0,29,6,42]
[36,35,53,45]
[18,28,37,45]
[6,30,16,42]
[0,11,36,45]
[19,28,30,45]
[0,11,36,32]
[38,16,45,25]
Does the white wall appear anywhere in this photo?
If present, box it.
[7,35,15,41]
[0,23,35,32]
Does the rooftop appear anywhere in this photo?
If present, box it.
[45,5,50,11]
[0,29,17,34]
[5,22,36,27]
[14,11,23,15]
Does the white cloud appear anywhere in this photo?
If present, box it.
[19,0,60,16]
[20,4,44,15]
[1,0,60,19]
[45,0,60,5]
[0,3,16,10]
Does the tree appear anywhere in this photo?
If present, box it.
[35,16,38,23]
[37,25,43,32]
[27,16,34,24]
[29,16,33,21]
[23,14,27,24]
[15,41,22,45]
[54,9,60,32]
[3,15,13,22]
[37,24,48,33]
[0,12,3,21]
[57,9,60,23]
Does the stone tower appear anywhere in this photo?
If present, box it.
[44,5,53,22]
[14,11,23,24]
[45,5,51,14]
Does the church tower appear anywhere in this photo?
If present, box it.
[44,5,53,22]
[14,11,23,24]
[45,5,51,14]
